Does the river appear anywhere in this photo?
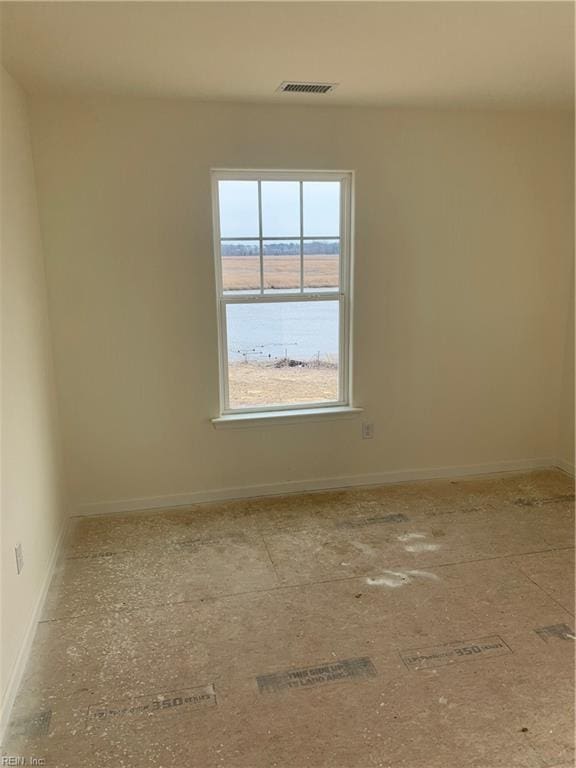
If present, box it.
[226,300,339,363]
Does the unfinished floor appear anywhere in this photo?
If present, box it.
[2,469,575,768]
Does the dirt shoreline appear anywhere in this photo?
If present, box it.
[228,361,338,408]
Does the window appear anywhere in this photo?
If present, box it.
[211,170,353,418]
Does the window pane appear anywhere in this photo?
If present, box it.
[303,181,340,237]
[226,301,339,408]
[303,239,339,291]
[221,240,260,293]
[262,181,300,237]
[218,180,259,238]
[263,240,301,293]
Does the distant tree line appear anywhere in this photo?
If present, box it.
[222,241,339,256]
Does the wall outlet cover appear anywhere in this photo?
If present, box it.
[15,542,24,575]
[362,422,374,439]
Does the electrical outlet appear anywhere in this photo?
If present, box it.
[15,542,24,575]
[362,422,374,439]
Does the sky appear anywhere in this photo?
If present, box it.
[218,180,340,239]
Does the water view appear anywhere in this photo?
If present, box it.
[226,301,339,363]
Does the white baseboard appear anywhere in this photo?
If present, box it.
[0,516,69,745]
[556,458,576,476]
[75,457,558,517]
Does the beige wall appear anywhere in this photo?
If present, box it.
[0,70,64,712]
[558,272,575,469]
[28,96,574,510]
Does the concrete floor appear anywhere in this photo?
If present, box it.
[2,469,575,768]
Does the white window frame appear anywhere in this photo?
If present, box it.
[211,169,354,419]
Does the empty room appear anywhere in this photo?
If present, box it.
[1,1,574,766]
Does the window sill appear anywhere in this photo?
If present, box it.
[211,406,363,429]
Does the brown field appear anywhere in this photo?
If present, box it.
[228,361,338,408]
[222,255,338,291]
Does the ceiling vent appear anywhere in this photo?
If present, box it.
[277,81,338,95]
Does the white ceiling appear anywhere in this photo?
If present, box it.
[1,1,574,108]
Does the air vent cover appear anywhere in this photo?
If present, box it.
[277,81,338,95]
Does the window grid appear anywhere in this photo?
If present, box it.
[257,181,264,295]
[220,236,340,240]
[299,181,304,294]
[220,181,340,296]
[212,170,352,415]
